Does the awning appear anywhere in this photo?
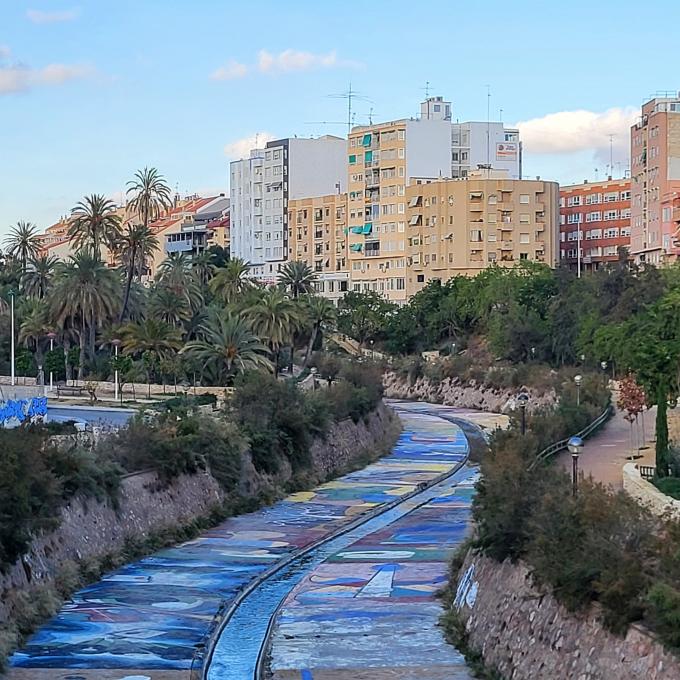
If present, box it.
[350,243,363,252]
[350,226,364,234]
[362,133,372,146]
[408,196,421,207]
[364,150,373,163]
[409,215,421,225]
[363,223,373,234]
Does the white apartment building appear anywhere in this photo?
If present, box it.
[230,135,346,282]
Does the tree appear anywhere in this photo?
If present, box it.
[126,167,172,229]
[68,194,122,258]
[209,257,252,306]
[121,318,182,397]
[337,291,394,348]
[303,296,336,367]
[19,301,49,371]
[191,250,215,291]
[49,253,121,379]
[22,254,58,299]
[181,311,272,384]
[245,288,301,374]
[117,224,159,322]
[4,221,41,276]
[278,260,318,299]
[156,253,202,311]
[148,284,192,328]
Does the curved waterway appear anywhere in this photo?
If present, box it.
[206,465,473,679]
[9,402,472,680]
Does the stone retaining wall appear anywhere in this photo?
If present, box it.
[0,403,398,627]
[383,372,557,414]
[453,551,680,680]
[623,463,680,518]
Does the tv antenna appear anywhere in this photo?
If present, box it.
[608,134,615,177]
[327,83,371,134]
[421,80,432,98]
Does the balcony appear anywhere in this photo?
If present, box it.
[165,238,193,254]
[365,174,380,189]
[500,240,513,249]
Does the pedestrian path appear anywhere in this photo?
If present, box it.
[267,463,477,680]
[9,403,470,680]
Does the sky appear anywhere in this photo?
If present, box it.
[1,0,680,235]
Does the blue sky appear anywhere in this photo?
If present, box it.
[2,0,680,234]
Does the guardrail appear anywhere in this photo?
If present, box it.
[528,404,613,471]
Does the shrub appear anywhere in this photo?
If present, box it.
[653,476,680,500]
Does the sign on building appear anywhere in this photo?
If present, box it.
[496,142,518,161]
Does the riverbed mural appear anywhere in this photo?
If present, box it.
[9,404,469,679]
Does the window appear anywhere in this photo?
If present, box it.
[470,229,483,242]
[349,154,357,164]
[519,233,530,244]
[519,194,530,204]
[488,252,497,262]
[519,253,529,260]
[604,210,618,220]
[567,196,582,207]
[604,192,619,203]
[488,194,497,205]
[519,214,530,224]
[586,211,601,222]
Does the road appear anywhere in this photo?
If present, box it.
[9,402,496,680]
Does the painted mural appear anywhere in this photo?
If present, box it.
[0,396,47,427]
[9,404,469,679]
[267,460,479,679]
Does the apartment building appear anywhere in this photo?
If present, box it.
[345,97,523,303]
[230,136,346,283]
[404,170,559,297]
[451,122,521,179]
[630,93,680,264]
[559,178,631,271]
[288,192,349,303]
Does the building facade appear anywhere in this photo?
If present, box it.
[404,170,559,297]
[230,136,346,283]
[288,192,349,303]
[451,121,521,179]
[559,178,631,271]
[630,94,680,264]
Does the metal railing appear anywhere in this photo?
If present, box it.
[528,404,613,471]
[638,465,657,480]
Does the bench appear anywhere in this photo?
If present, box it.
[56,384,85,398]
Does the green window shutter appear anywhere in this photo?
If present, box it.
[363,134,372,146]
[349,154,356,164]
[364,150,373,163]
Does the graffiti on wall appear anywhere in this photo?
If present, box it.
[0,396,47,426]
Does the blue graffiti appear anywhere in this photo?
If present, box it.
[0,396,48,425]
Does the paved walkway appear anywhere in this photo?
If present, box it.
[9,403,487,680]
[268,461,478,680]
[557,405,656,489]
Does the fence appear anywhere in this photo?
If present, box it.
[528,404,613,471]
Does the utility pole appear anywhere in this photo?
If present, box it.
[10,291,15,387]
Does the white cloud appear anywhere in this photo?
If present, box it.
[210,59,248,81]
[26,8,79,24]
[257,49,342,74]
[0,62,93,95]
[224,132,276,159]
[515,107,638,156]
[211,49,361,81]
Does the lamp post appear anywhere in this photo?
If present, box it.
[112,339,121,403]
[600,360,608,372]
[580,353,586,365]
[574,374,582,406]
[310,366,318,390]
[452,342,457,356]
[517,392,530,435]
[568,435,584,497]
[10,290,15,387]
[47,332,56,392]
[531,346,536,361]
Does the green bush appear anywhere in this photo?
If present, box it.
[653,476,680,500]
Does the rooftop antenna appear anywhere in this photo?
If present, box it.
[327,83,371,134]
[486,85,491,167]
[255,132,259,149]
[499,108,503,122]
[608,134,615,177]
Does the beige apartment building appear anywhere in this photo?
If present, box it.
[404,170,559,297]
[288,193,349,302]
[630,94,680,264]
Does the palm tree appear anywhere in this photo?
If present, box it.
[68,194,122,258]
[156,253,202,310]
[148,284,192,328]
[4,221,41,275]
[122,318,182,397]
[245,287,301,374]
[303,296,336,366]
[126,167,172,228]
[22,254,58,299]
[278,260,318,299]
[18,301,49,372]
[117,223,159,322]
[191,250,215,291]
[49,253,121,379]
[209,257,252,306]
[181,311,272,384]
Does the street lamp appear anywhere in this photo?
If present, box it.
[9,290,15,387]
[580,353,586,364]
[310,366,318,390]
[600,360,608,372]
[47,332,56,393]
[517,392,530,435]
[451,342,457,356]
[531,346,536,361]
[567,435,584,497]
[112,339,122,403]
[574,374,582,406]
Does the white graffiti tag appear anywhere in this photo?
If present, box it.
[454,563,479,610]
